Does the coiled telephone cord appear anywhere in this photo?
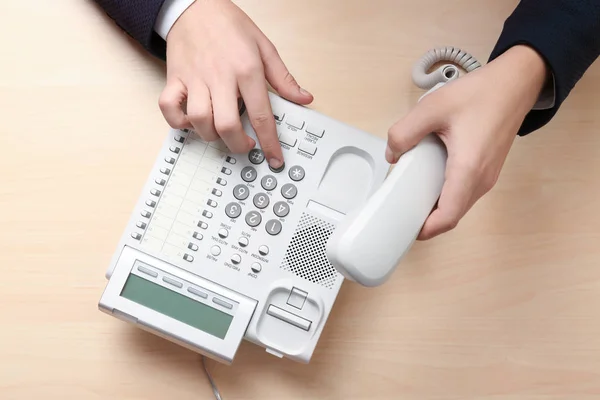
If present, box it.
[411,46,481,90]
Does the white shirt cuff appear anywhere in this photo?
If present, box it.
[532,72,556,110]
[154,0,196,40]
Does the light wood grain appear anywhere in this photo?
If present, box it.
[2,0,600,398]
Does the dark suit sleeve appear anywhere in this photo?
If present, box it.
[93,0,168,60]
[489,0,600,135]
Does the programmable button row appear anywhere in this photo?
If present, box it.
[136,132,236,264]
[135,263,235,309]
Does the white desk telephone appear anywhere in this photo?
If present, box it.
[98,47,480,365]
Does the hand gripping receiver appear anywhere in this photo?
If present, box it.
[326,46,479,287]
[326,134,447,286]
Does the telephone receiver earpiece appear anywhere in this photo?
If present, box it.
[326,46,481,287]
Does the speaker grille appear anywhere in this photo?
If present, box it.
[280,212,341,289]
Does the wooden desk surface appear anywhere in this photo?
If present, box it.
[2,0,600,398]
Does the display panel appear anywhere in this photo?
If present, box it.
[120,273,233,339]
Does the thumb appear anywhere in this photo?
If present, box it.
[259,40,314,105]
[386,100,446,163]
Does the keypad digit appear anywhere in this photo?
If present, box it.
[261,175,277,191]
[233,184,249,200]
[225,202,242,219]
[241,166,258,182]
[266,219,282,235]
[245,211,262,227]
[281,183,297,199]
[273,201,290,217]
[253,193,270,209]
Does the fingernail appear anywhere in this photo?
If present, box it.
[269,158,283,169]
[299,87,312,96]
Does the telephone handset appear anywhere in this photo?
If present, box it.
[327,47,481,287]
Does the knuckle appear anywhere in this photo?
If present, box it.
[236,59,262,80]
[251,112,273,128]
[214,117,239,135]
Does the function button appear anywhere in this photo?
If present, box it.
[155,178,166,186]
[245,211,262,227]
[241,166,258,182]
[193,231,203,240]
[273,111,285,122]
[226,156,237,164]
[273,201,290,218]
[131,232,142,240]
[249,149,265,164]
[145,200,156,208]
[174,135,185,143]
[289,166,305,181]
[137,265,158,278]
[281,183,298,199]
[253,193,270,209]
[188,243,199,251]
[266,219,283,236]
[150,188,161,196]
[238,237,249,247]
[269,162,285,173]
[251,262,262,273]
[299,141,317,155]
[140,210,151,218]
[163,276,183,288]
[225,202,242,219]
[306,124,325,138]
[187,287,208,299]
[231,254,241,265]
[183,254,194,262]
[136,221,147,229]
[212,188,222,197]
[261,175,277,191]
[279,131,297,147]
[212,297,233,310]
[198,221,208,229]
[286,115,305,130]
[218,228,229,239]
[258,245,269,256]
[210,245,221,256]
[202,210,213,219]
[165,156,176,164]
[169,145,181,154]
[233,184,249,200]
[221,167,232,175]
[207,199,218,208]
[160,167,171,175]
[216,177,227,186]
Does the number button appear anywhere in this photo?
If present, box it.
[273,201,290,217]
[249,149,265,164]
[266,219,282,235]
[289,166,305,181]
[245,211,262,227]
[253,193,270,209]
[225,202,242,219]
[241,166,257,182]
[281,183,297,199]
[261,175,277,191]
[233,184,249,200]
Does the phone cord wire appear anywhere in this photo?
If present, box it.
[202,356,223,400]
[411,46,481,89]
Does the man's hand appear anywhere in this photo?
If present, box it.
[386,45,549,240]
[160,0,313,168]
